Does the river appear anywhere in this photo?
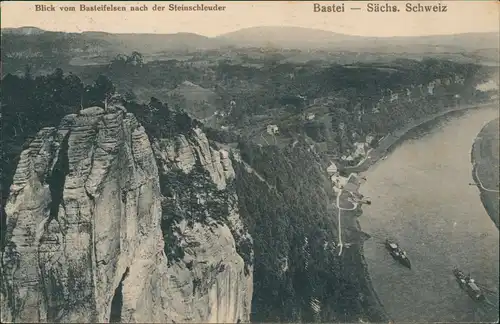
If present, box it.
[359,106,499,323]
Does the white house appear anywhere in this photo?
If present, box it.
[326,162,338,175]
[353,142,367,158]
[306,113,315,120]
[341,155,354,161]
[427,82,435,95]
[331,174,349,188]
[475,80,499,92]
[267,124,279,135]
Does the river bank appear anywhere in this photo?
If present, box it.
[331,178,390,322]
[344,101,499,174]
[345,209,391,323]
[471,117,500,228]
[355,106,499,322]
[337,101,499,322]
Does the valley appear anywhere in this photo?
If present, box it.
[1,24,499,323]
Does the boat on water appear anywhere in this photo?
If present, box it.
[453,268,485,301]
[385,239,411,269]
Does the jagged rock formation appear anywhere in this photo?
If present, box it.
[0,106,253,323]
[153,126,253,323]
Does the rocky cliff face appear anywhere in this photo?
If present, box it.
[152,126,253,323]
[0,106,253,323]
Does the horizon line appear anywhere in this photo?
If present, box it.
[2,1,498,38]
[2,25,499,39]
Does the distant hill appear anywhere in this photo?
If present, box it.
[80,31,228,53]
[1,28,227,59]
[217,26,500,54]
[1,26,499,68]
[216,26,358,49]
[1,26,45,35]
[3,25,499,53]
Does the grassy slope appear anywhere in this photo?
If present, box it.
[168,81,219,120]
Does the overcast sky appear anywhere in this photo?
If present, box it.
[1,1,499,37]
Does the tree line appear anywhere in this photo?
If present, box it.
[0,68,195,251]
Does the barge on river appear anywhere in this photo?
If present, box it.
[385,239,412,269]
[453,268,485,301]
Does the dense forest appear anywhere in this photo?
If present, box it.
[234,141,370,322]
[37,55,493,153]
[1,56,496,321]
[1,55,495,256]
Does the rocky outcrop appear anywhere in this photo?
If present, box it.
[154,128,235,190]
[152,126,253,323]
[1,106,253,323]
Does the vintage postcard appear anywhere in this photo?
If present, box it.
[1,1,499,323]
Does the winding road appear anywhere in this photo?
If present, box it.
[334,173,359,256]
[474,164,500,193]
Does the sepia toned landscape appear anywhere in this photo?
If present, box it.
[1,1,499,323]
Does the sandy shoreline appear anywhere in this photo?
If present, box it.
[471,117,500,228]
[352,219,391,323]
